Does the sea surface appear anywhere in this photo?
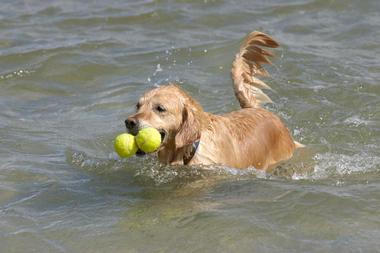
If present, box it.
[1,1,380,252]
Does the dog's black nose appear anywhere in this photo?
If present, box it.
[125,118,137,130]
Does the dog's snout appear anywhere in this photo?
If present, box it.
[125,118,137,130]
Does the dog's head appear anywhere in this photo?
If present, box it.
[125,84,203,155]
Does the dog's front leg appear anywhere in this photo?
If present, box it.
[170,150,185,165]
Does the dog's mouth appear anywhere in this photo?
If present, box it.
[159,129,167,143]
[135,129,167,157]
[136,149,146,157]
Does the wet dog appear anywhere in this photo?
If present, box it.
[125,32,303,169]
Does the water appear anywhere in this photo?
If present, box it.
[1,0,380,252]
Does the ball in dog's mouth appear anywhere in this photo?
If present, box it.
[135,129,166,156]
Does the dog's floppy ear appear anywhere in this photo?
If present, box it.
[175,105,201,149]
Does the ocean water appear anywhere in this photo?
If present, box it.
[1,0,379,252]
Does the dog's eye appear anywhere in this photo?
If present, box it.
[136,103,141,110]
[155,105,166,113]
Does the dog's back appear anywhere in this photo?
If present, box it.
[231,32,303,148]
[190,31,302,169]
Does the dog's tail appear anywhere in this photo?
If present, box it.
[231,31,279,108]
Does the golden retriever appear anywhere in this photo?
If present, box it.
[125,31,303,170]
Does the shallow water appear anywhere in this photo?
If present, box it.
[1,0,380,252]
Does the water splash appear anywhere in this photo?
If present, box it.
[66,146,380,187]
[66,148,274,186]
[314,152,380,176]
[0,69,35,80]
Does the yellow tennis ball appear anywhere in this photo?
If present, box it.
[114,133,138,158]
[135,127,161,153]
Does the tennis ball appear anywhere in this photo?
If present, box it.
[135,127,161,153]
[114,133,138,158]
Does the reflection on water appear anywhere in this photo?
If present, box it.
[1,0,380,252]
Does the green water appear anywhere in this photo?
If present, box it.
[1,1,380,252]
